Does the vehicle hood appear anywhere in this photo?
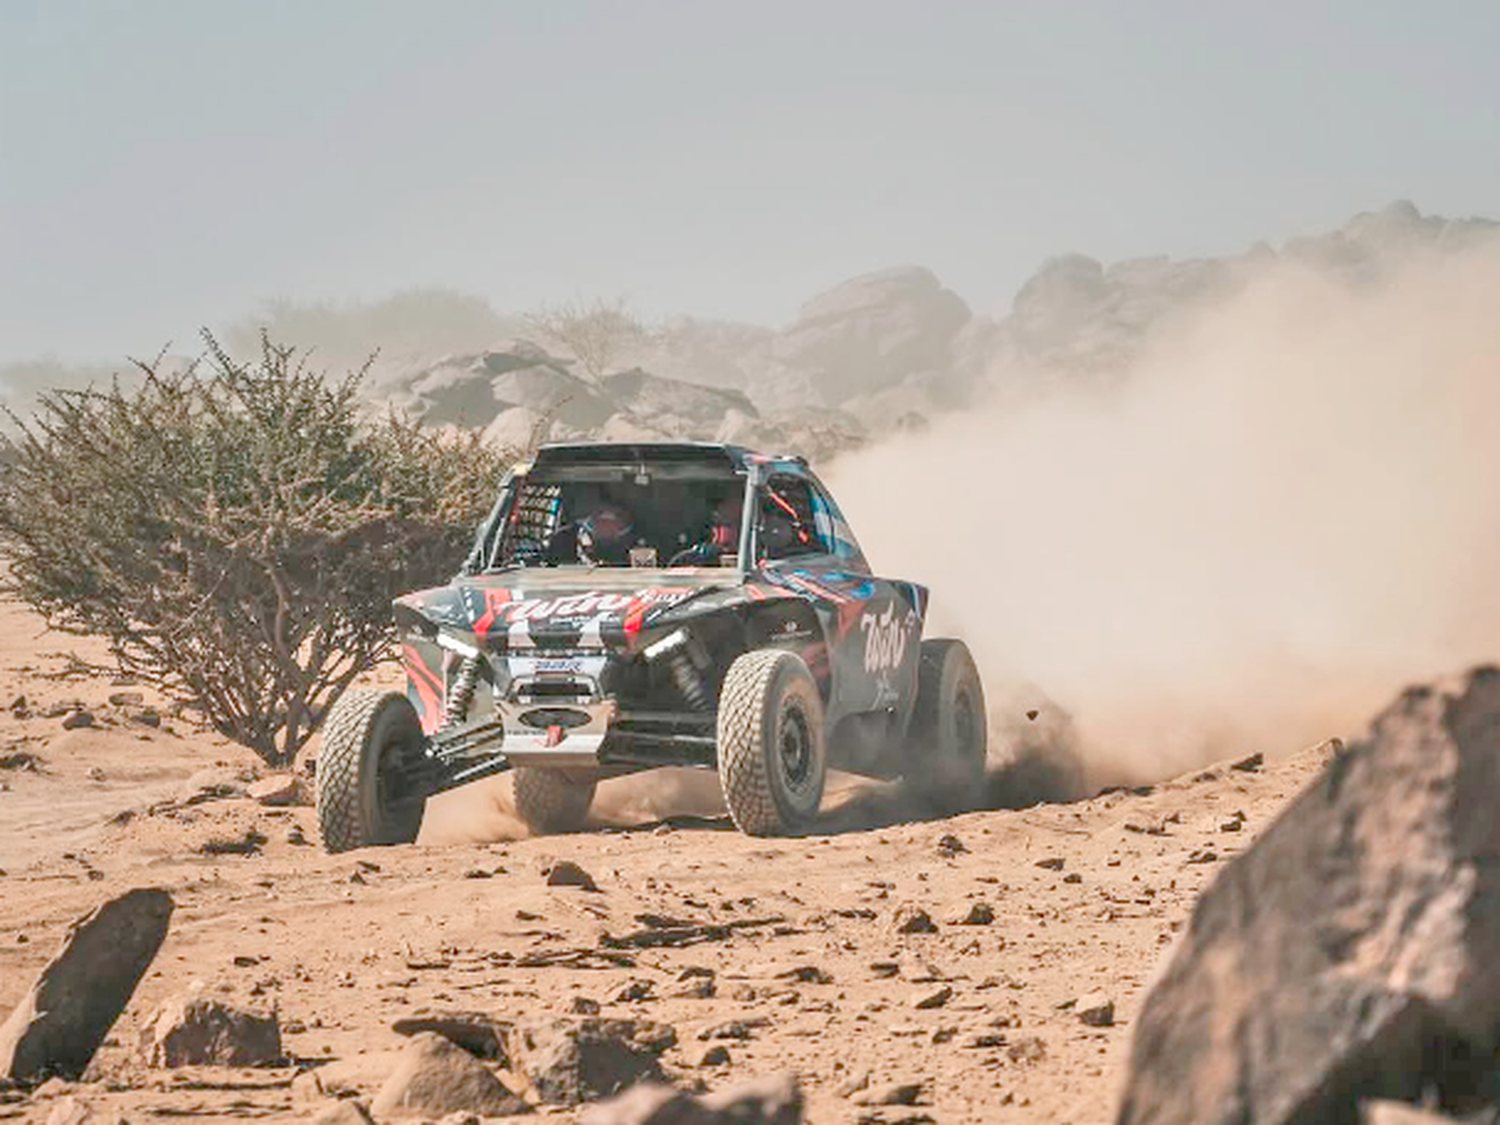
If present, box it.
[395,568,746,652]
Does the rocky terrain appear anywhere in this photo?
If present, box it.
[10,583,1489,1124]
[0,592,1348,1124]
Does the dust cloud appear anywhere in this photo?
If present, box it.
[828,243,1500,786]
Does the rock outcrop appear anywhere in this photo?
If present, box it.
[1118,666,1500,1125]
[0,888,173,1085]
[366,203,1499,462]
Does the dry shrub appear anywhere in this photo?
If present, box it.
[0,332,507,765]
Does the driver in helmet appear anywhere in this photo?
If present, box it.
[669,492,744,567]
[545,496,638,566]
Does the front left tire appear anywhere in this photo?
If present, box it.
[317,689,427,853]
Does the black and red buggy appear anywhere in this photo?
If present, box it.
[315,442,986,850]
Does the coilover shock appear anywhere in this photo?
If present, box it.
[668,650,710,712]
[442,655,484,729]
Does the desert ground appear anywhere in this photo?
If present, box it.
[0,595,1337,1124]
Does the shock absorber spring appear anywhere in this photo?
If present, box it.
[443,655,483,728]
[669,651,710,712]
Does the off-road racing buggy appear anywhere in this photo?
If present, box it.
[316,442,986,851]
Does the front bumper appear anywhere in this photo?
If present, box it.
[496,654,615,768]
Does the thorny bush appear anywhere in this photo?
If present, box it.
[0,332,508,766]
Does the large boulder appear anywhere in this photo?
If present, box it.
[369,1031,527,1119]
[139,996,281,1067]
[1118,666,1500,1125]
[771,266,970,406]
[516,1018,674,1105]
[0,888,173,1085]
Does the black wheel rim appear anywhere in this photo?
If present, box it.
[778,702,813,793]
[375,727,416,820]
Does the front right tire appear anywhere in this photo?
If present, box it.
[907,638,988,813]
[716,648,827,836]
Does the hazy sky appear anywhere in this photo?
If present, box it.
[3,1,1498,363]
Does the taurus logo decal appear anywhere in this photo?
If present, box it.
[860,602,917,674]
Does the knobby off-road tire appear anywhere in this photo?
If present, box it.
[716,648,827,836]
[512,767,597,835]
[907,638,988,814]
[316,689,426,853]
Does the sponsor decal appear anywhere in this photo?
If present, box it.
[860,601,919,674]
[532,657,587,673]
[483,588,694,630]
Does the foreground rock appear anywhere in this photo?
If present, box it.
[1119,668,1500,1125]
[139,996,281,1067]
[391,1009,511,1062]
[578,1072,801,1125]
[516,1018,673,1105]
[370,1031,528,1119]
[0,887,173,1085]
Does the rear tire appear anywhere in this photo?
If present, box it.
[907,639,987,813]
[513,768,597,834]
[717,649,827,836]
[317,689,427,853]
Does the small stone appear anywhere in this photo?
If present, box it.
[61,711,94,731]
[1063,873,1083,884]
[106,692,144,708]
[854,1080,924,1106]
[870,962,901,978]
[697,1044,731,1067]
[614,979,654,1003]
[673,978,715,1000]
[1007,1035,1047,1064]
[698,1019,756,1041]
[1075,992,1115,1027]
[1230,751,1264,772]
[1185,849,1219,865]
[958,902,995,926]
[935,833,967,857]
[569,997,601,1015]
[1034,857,1065,871]
[892,906,937,934]
[543,860,600,892]
[777,965,832,984]
[85,767,105,782]
[915,986,953,1010]
[129,709,161,728]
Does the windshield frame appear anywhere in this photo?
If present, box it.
[466,462,756,576]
